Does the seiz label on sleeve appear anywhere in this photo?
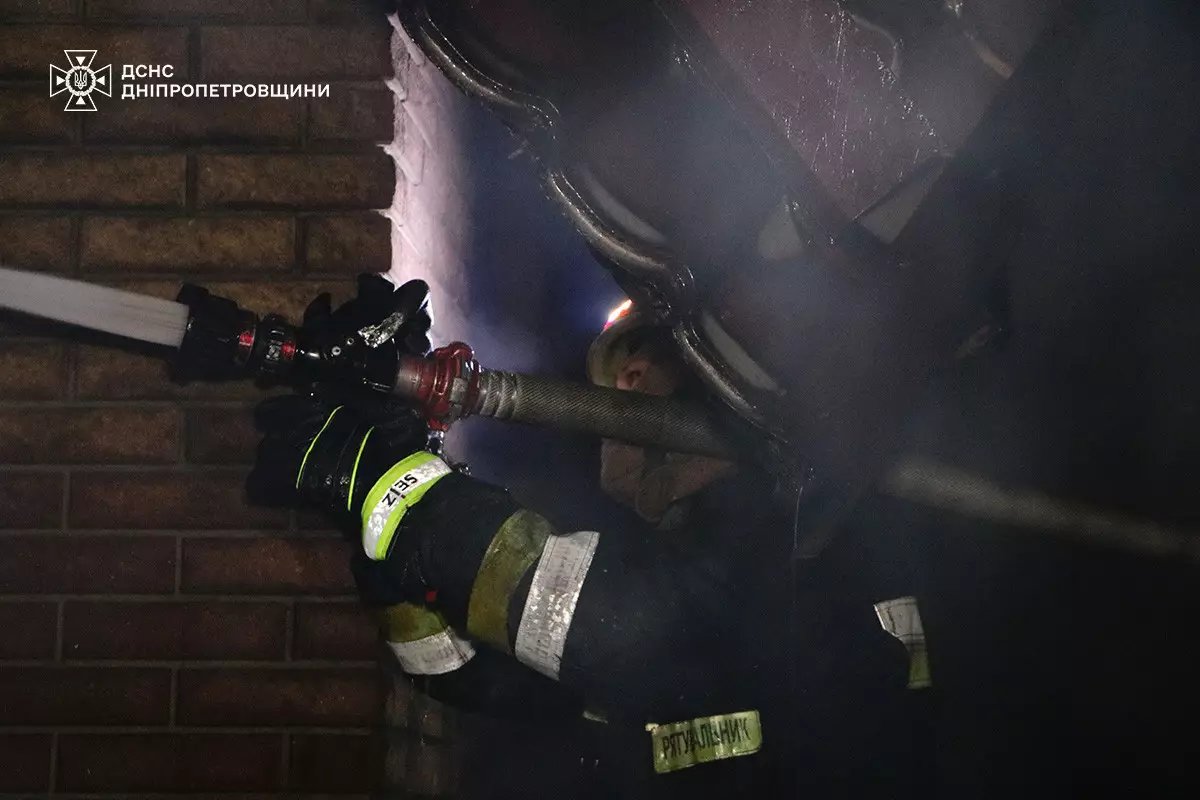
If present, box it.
[362,452,451,560]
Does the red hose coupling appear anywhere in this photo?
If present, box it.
[405,342,482,431]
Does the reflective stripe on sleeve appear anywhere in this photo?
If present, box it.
[466,510,553,653]
[388,630,476,675]
[513,529,599,680]
[361,451,451,561]
[874,596,931,689]
[381,602,475,676]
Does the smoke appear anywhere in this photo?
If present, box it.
[445,102,628,531]
[384,17,625,528]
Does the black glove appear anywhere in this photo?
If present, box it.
[248,394,450,602]
[302,273,432,358]
[247,273,435,512]
[296,274,433,404]
[246,395,430,522]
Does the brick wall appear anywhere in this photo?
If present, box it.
[0,2,461,796]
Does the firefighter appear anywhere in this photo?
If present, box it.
[248,285,930,797]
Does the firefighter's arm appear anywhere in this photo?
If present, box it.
[354,467,777,718]
[244,396,588,721]
[247,395,776,718]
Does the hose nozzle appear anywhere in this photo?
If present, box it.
[172,284,302,383]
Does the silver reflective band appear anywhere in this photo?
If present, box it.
[874,595,931,689]
[874,595,925,644]
[388,629,476,675]
[514,530,600,680]
[362,455,452,560]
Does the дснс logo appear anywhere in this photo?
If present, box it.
[49,50,112,111]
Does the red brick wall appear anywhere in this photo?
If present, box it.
[0,1,456,796]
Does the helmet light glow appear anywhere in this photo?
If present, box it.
[604,298,634,330]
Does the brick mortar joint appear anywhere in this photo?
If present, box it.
[0,5,417,789]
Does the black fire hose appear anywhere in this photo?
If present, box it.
[393,356,738,458]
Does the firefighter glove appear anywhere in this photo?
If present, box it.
[246,396,433,535]
[301,274,433,359]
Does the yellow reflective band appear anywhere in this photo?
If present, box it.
[346,426,375,511]
[361,451,451,560]
[380,602,454,643]
[646,710,762,774]
[466,510,552,652]
[909,646,932,690]
[296,406,343,489]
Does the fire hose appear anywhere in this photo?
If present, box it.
[172,283,742,458]
[1,264,1195,562]
[0,266,743,459]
